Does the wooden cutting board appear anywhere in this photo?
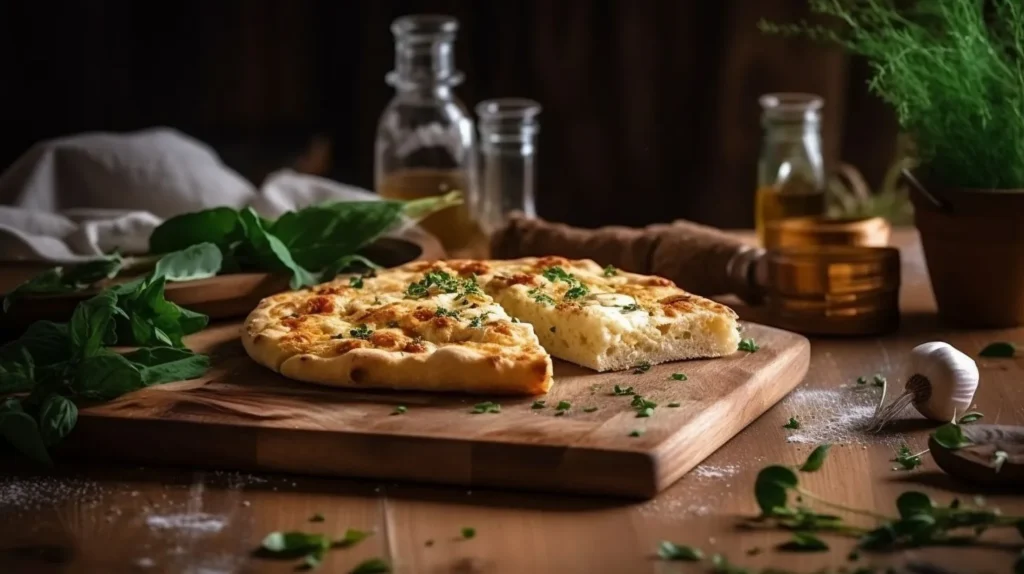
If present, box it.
[60,321,809,498]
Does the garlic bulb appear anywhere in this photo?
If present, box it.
[872,341,979,429]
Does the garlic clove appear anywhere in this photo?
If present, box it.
[904,341,979,422]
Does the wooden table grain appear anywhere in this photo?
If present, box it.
[2,230,1022,574]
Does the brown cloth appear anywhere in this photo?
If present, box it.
[490,214,760,299]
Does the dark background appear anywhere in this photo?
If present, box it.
[0,0,900,229]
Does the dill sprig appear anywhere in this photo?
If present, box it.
[760,0,1024,189]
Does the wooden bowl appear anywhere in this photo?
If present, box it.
[0,233,444,331]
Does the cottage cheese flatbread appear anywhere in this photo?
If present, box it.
[242,257,739,394]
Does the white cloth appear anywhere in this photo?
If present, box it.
[0,127,380,263]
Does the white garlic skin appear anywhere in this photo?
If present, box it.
[904,341,979,421]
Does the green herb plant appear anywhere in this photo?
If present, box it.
[748,442,1024,556]
[259,528,374,570]
[0,244,222,463]
[761,0,1024,189]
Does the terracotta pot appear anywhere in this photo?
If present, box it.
[910,179,1024,328]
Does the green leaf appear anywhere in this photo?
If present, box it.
[896,491,934,518]
[0,398,52,465]
[115,276,208,347]
[3,256,124,312]
[670,373,688,381]
[260,530,330,557]
[152,243,223,282]
[461,527,476,539]
[149,207,241,253]
[401,191,463,222]
[531,400,546,409]
[783,417,800,429]
[656,540,703,561]
[799,444,831,472]
[390,405,407,416]
[754,465,798,516]
[73,352,144,401]
[349,558,390,574]
[979,342,1016,358]
[70,291,119,358]
[238,208,316,289]
[302,548,325,570]
[932,423,973,450]
[738,338,759,352]
[957,411,984,424]
[858,523,896,550]
[777,531,829,552]
[121,347,210,386]
[333,528,372,548]
[37,394,78,447]
[0,346,35,394]
[319,255,380,283]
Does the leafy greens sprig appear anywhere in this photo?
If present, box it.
[749,444,1024,554]
[0,244,223,464]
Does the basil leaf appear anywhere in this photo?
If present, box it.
[122,347,210,386]
[152,243,223,282]
[932,423,973,450]
[777,532,829,552]
[318,255,380,283]
[260,531,330,557]
[37,394,78,446]
[799,444,831,472]
[238,208,316,289]
[754,465,798,516]
[0,347,34,394]
[957,411,984,424]
[3,322,72,369]
[73,352,144,401]
[3,256,123,312]
[0,398,52,465]
[657,540,703,561]
[149,207,241,253]
[70,291,119,358]
[116,276,208,347]
[896,491,935,518]
[350,558,390,574]
[979,342,1016,358]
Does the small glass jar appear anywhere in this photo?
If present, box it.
[374,14,481,251]
[755,93,827,248]
[476,98,541,234]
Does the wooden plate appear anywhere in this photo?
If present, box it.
[0,232,444,330]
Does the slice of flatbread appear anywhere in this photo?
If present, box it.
[242,269,553,395]
[392,257,741,372]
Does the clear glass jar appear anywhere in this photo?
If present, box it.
[476,98,541,234]
[374,14,481,251]
[755,93,827,248]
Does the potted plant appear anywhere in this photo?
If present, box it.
[762,0,1024,328]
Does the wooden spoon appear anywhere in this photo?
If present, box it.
[928,424,1024,487]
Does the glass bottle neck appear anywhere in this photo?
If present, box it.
[387,15,464,92]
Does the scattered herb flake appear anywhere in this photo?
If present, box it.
[738,338,759,352]
[667,402,681,408]
[349,276,364,288]
[632,361,652,374]
[531,400,546,410]
[603,265,618,277]
[612,385,636,396]
[583,406,598,413]
[556,400,571,411]
[856,376,868,385]
[349,557,390,574]
[470,401,501,414]
[670,373,688,381]
[334,528,372,548]
[435,307,460,319]
[657,540,703,561]
[783,417,800,429]
[636,407,655,418]
[527,288,556,306]
[391,406,407,416]
[350,324,373,339]
[620,303,642,313]
[628,429,644,437]
[891,444,925,471]
[872,374,886,387]
[461,527,476,539]
[979,341,1016,358]
[468,311,492,328]
[564,283,590,300]
[799,444,831,472]
[310,513,325,522]
[777,531,829,552]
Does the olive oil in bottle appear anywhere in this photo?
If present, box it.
[755,94,827,247]
[377,168,484,251]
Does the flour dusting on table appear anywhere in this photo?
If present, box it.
[146,512,228,534]
[0,476,103,510]
[781,386,901,446]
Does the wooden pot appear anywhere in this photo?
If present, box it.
[909,176,1024,328]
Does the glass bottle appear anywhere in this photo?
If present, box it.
[375,14,481,251]
[755,93,827,248]
[476,98,541,234]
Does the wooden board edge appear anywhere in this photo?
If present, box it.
[649,334,811,493]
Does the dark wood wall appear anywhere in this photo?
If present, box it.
[0,0,899,229]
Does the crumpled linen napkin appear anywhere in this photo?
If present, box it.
[0,127,382,264]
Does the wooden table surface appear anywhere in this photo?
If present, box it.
[2,229,1022,574]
